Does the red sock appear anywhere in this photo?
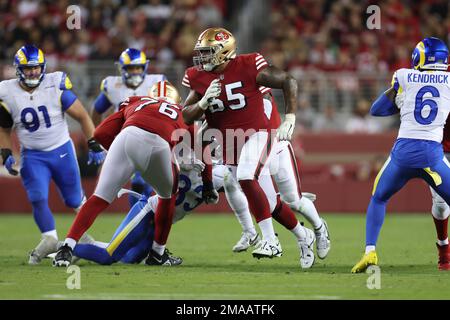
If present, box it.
[272,197,298,230]
[433,216,449,242]
[67,195,109,241]
[239,179,271,223]
[153,196,176,246]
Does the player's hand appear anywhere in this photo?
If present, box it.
[1,149,18,176]
[198,79,221,110]
[87,138,106,166]
[202,181,219,204]
[179,158,206,172]
[276,113,296,141]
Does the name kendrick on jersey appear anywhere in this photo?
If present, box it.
[407,72,449,84]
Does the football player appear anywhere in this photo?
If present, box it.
[429,117,450,270]
[0,45,106,265]
[182,27,311,260]
[352,37,450,273]
[53,81,187,267]
[91,48,167,208]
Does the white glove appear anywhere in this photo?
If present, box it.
[276,113,296,141]
[198,79,221,110]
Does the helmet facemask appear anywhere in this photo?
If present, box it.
[193,46,222,71]
[16,64,46,88]
[120,63,148,87]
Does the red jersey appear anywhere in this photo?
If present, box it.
[94,96,188,150]
[444,115,450,153]
[183,53,272,134]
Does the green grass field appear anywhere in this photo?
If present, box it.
[0,213,449,299]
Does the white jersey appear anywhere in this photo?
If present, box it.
[100,75,166,111]
[0,72,72,151]
[394,68,450,142]
[146,164,226,223]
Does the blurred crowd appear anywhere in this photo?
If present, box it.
[0,0,448,135]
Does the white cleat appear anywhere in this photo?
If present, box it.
[315,219,330,259]
[252,236,282,259]
[298,227,315,269]
[28,235,58,265]
[232,232,260,252]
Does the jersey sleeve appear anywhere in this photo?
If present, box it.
[392,69,406,109]
[56,72,78,111]
[250,53,271,94]
[93,109,125,150]
[182,70,191,89]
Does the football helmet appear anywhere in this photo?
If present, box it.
[412,37,449,71]
[193,27,236,71]
[148,80,181,104]
[14,45,46,88]
[118,48,149,87]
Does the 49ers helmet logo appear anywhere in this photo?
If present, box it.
[215,32,230,41]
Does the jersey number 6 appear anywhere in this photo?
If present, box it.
[414,85,439,125]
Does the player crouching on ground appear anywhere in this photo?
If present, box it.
[53,81,187,267]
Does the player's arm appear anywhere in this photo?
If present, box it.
[91,92,113,126]
[65,99,106,165]
[256,66,298,140]
[182,80,221,125]
[0,104,18,175]
[370,87,399,117]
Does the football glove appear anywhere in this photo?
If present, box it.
[198,79,221,110]
[87,138,106,166]
[1,148,18,176]
[202,181,219,204]
[277,113,296,141]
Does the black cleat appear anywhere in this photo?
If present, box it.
[52,244,73,267]
[145,248,183,266]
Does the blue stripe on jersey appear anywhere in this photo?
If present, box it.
[94,92,112,113]
[61,90,77,111]
[391,138,444,168]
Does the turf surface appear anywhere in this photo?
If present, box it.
[0,213,449,299]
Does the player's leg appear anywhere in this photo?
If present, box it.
[258,173,315,268]
[50,140,84,210]
[236,131,281,259]
[20,151,58,264]
[270,141,330,259]
[129,171,154,208]
[54,131,135,267]
[130,130,181,266]
[221,165,260,252]
[421,158,450,270]
[73,196,155,265]
[352,157,414,273]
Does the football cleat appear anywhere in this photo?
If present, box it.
[70,233,96,265]
[315,219,331,259]
[298,227,316,269]
[52,244,73,267]
[437,243,450,271]
[351,250,378,273]
[145,248,183,266]
[28,235,58,265]
[232,232,260,252]
[252,236,282,259]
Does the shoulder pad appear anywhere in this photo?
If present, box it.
[59,72,73,90]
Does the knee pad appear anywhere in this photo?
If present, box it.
[432,195,450,220]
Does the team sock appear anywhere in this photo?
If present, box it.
[66,195,110,243]
[153,196,176,249]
